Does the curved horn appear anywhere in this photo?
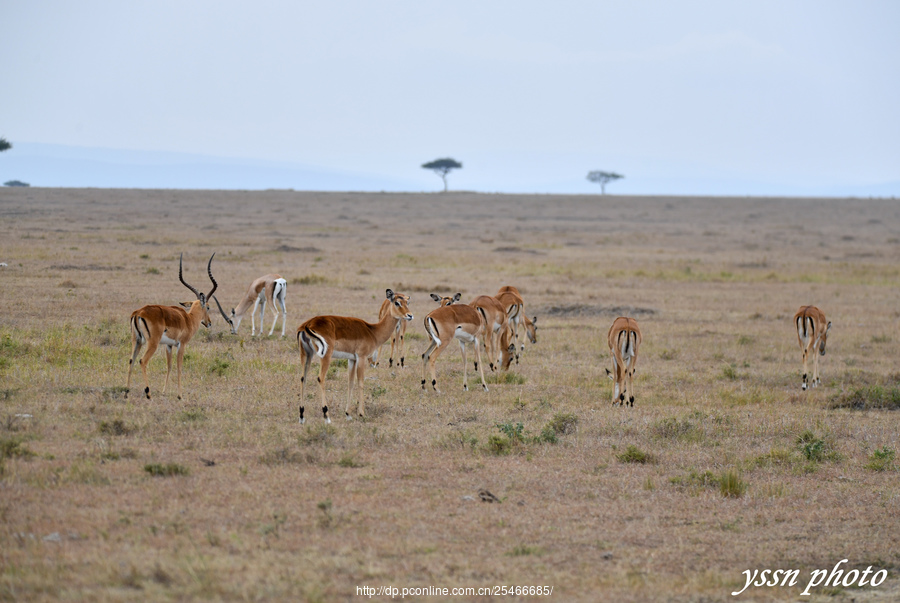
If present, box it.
[205,253,218,300]
[212,295,232,326]
[178,252,202,300]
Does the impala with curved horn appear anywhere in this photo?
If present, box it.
[126,253,218,401]
[214,274,287,337]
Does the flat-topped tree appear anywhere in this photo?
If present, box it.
[587,170,624,194]
[0,137,11,153]
[422,158,462,192]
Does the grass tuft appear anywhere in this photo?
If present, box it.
[719,470,747,498]
[144,463,190,477]
[616,445,655,464]
[865,447,896,472]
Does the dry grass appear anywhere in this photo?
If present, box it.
[1,188,900,601]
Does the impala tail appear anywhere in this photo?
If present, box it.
[300,328,328,358]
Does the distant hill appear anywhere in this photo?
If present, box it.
[0,143,419,191]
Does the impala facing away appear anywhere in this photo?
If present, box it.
[794,305,831,390]
[126,253,218,401]
[422,296,488,393]
[495,286,538,363]
[371,291,411,368]
[215,273,287,338]
[297,289,413,424]
[469,294,509,372]
[606,316,642,407]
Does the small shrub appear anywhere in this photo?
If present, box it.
[486,435,511,456]
[98,419,135,436]
[534,426,558,444]
[0,437,34,460]
[209,356,230,376]
[292,274,329,285]
[653,416,702,442]
[831,386,900,410]
[337,453,365,468]
[670,468,719,492]
[495,422,526,444]
[260,448,313,466]
[144,463,189,477]
[506,545,542,556]
[146,267,161,275]
[616,445,655,464]
[721,364,739,380]
[178,408,206,422]
[719,470,747,498]
[865,447,896,472]
[659,348,679,361]
[546,412,578,436]
[737,335,754,346]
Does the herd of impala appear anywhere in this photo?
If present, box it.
[125,254,832,423]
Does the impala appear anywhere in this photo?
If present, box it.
[297,289,413,424]
[606,316,642,407]
[495,286,538,362]
[371,291,411,369]
[430,292,461,307]
[126,253,218,401]
[794,305,831,390]
[215,274,287,337]
[422,300,488,393]
[469,294,509,372]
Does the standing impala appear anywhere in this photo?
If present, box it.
[495,286,538,363]
[215,274,287,337]
[794,305,831,390]
[297,289,413,424]
[422,297,488,393]
[606,316,642,407]
[371,291,411,368]
[126,253,218,401]
[469,294,509,372]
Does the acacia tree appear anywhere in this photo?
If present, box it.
[0,137,10,153]
[422,158,462,192]
[587,170,624,194]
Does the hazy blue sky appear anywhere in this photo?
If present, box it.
[3,1,899,194]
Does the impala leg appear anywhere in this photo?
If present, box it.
[472,336,488,392]
[126,336,144,398]
[398,320,407,368]
[298,343,314,424]
[139,342,159,400]
[345,358,357,420]
[163,345,173,394]
[812,348,820,388]
[251,297,261,336]
[174,343,185,400]
[626,359,636,407]
[611,356,620,406]
[356,359,367,419]
[317,352,333,423]
[257,297,267,337]
[267,298,280,336]
[459,339,469,391]
[800,347,809,390]
[279,297,287,338]
[425,338,450,393]
[389,324,399,368]
[421,338,438,391]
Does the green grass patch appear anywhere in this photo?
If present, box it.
[670,468,719,495]
[292,274,329,285]
[487,371,526,385]
[144,463,190,477]
[865,447,896,472]
[616,445,655,464]
[719,470,747,498]
[831,385,900,410]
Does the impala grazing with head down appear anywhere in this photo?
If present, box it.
[422,296,488,393]
[126,253,218,401]
[606,316,642,407]
[297,289,413,424]
[794,305,831,390]
[371,291,411,368]
[215,273,287,338]
[495,286,538,363]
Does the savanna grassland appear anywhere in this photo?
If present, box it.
[1,188,899,602]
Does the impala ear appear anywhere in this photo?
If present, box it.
[430,293,440,302]
[179,301,192,309]
[453,292,462,302]
[532,316,538,324]
[826,321,832,333]
[385,288,394,300]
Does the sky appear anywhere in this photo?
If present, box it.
[2,1,899,195]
